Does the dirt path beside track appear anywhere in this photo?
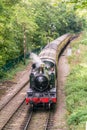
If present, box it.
[52,45,70,130]
[0,64,31,107]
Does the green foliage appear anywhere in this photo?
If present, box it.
[65,33,87,130]
[66,65,87,112]
[0,0,86,79]
[0,59,30,81]
[68,108,87,125]
[64,0,87,8]
[80,32,87,45]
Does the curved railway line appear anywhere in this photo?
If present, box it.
[0,34,79,130]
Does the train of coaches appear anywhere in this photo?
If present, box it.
[25,34,72,109]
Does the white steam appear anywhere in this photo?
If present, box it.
[30,53,44,68]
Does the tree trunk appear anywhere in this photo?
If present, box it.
[23,25,26,64]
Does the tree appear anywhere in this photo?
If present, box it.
[0,0,86,78]
[12,1,38,63]
[0,0,20,68]
[62,0,87,8]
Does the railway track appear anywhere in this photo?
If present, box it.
[23,109,48,130]
[0,80,29,111]
[2,101,29,130]
[44,110,54,130]
[23,108,55,130]
[0,63,32,111]
[0,82,29,130]
[23,109,33,130]
[2,100,25,130]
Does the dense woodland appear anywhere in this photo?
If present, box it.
[0,0,87,130]
[0,0,86,78]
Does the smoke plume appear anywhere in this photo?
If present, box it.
[30,53,44,68]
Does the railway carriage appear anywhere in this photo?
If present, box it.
[25,34,71,109]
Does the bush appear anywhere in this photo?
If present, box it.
[65,32,87,130]
[68,107,87,125]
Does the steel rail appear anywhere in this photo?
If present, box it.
[44,111,51,130]
[1,99,25,130]
[0,79,29,111]
[0,81,29,130]
[23,109,33,130]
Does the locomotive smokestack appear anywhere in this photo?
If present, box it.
[30,53,44,68]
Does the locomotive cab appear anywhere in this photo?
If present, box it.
[42,60,57,81]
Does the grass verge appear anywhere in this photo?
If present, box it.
[65,31,87,130]
[0,59,30,82]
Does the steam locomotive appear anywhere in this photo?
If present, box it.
[25,34,71,109]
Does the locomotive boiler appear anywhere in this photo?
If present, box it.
[30,63,55,92]
[25,33,71,109]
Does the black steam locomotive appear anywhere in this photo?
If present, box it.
[25,34,71,109]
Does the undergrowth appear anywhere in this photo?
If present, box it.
[65,31,87,130]
[0,59,30,82]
